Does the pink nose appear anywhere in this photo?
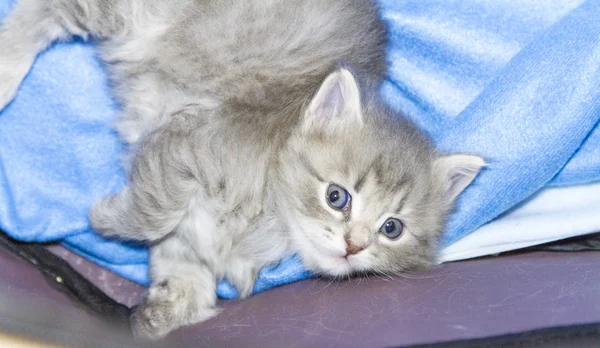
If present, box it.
[345,239,364,256]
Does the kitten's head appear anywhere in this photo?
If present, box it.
[274,68,484,277]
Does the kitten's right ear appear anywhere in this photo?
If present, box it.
[301,68,363,134]
[434,154,486,203]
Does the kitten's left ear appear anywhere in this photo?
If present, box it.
[434,154,485,202]
[302,68,363,133]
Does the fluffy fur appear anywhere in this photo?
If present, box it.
[0,0,484,340]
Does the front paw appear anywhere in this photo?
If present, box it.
[131,280,220,340]
[89,195,122,238]
[131,300,179,340]
[226,261,259,299]
[89,189,145,240]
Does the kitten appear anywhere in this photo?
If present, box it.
[0,0,484,340]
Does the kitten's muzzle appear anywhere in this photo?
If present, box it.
[345,239,364,256]
[344,225,372,257]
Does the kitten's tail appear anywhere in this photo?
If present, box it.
[0,0,118,109]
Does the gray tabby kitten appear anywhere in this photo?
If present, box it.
[0,0,484,340]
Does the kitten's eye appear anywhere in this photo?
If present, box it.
[326,184,351,211]
[379,218,403,239]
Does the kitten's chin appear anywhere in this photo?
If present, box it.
[288,226,354,277]
[308,254,354,277]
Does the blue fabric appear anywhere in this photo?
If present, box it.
[2,0,600,298]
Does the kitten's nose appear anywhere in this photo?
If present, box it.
[345,239,364,256]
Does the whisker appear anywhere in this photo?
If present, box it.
[313,278,335,293]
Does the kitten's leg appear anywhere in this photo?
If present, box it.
[0,0,120,108]
[133,213,264,338]
[132,241,219,340]
[90,111,209,241]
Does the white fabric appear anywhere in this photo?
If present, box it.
[440,181,600,262]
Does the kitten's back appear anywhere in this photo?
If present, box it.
[104,0,388,106]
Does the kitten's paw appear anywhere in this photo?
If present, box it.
[89,188,147,240]
[89,195,123,238]
[131,301,177,340]
[131,280,220,340]
[226,260,258,299]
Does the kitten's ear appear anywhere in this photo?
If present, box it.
[302,68,363,133]
[434,154,485,202]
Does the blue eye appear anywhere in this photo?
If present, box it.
[326,184,351,211]
[380,218,403,239]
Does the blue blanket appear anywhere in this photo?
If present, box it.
[2,0,600,299]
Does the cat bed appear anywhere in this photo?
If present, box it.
[1,239,600,347]
[2,0,600,298]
